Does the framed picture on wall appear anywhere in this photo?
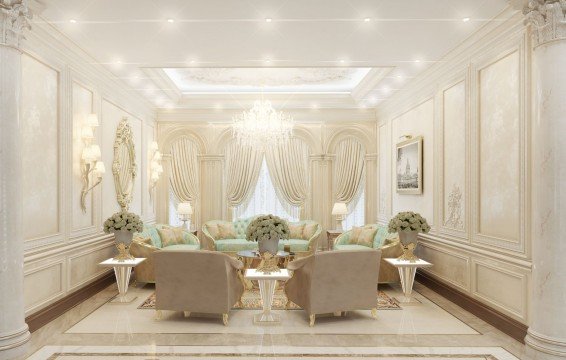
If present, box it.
[396,136,423,194]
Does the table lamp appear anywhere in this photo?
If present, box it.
[177,202,193,230]
[331,202,348,231]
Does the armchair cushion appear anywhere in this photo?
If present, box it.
[215,238,258,252]
[303,223,318,239]
[164,244,200,251]
[289,224,305,239]
[334,244,372,251]
[279,239,310,252]
[137,225,162,248]
[217,223,237,239]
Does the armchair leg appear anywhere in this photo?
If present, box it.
[222,313,229,326]
[155,310,162,320]
[371,308,378,319]
[309,314,315,327]
[184,311,191,318]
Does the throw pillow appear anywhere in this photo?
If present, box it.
[289,224,305,239]
[302,223,318,240]
[357,227,378,247]
[206,224,220,239]
[217,223,237,239]
[348,226,364,244]
[158,227,185,247]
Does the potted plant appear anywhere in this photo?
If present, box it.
[103,211,144,261]
[388,211,430,262]
[246,215,290,273]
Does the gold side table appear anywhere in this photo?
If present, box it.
[326,230,343,251]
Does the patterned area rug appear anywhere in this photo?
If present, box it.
[138,289,401,310]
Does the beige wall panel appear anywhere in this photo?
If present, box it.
[24,261,64,310]
[69,245,114,289]
[378,124,390,221]
[72,83,94,230]
[442,81,466,230]
[478,51,520,241]
[21,55,60,240]
[418,243,470,291]
[144,123,156,220]
[473,260,526,319]
[391,99,435,225]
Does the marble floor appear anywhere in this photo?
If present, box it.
[24,282,531,359]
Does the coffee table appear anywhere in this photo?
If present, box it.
[237,250,292,290]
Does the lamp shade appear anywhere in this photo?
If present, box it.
[177,202,193,215]
[331,202,348,215]
[89,144,101,160]
[94,161,106,175]
[85,114,99,127]
[149,141,159,152]
[153,150,162,161]
[81,126,94,140]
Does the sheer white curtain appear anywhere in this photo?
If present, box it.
[233,159,300,221]
[169,137,200,226]
[265,138,310,217]
[225,141,264,218]
[334,137,366,228]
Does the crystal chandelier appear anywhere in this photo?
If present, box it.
[232,100,293,148]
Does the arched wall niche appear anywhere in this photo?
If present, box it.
[325,126,375,155]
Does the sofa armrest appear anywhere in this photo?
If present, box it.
[307,225,322,252]
[334,232,351,247]
[182,231,200,246]
[130,241,159,283]
[200,226,217,251]
[226,256,243,270]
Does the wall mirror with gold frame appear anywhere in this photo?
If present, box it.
[112,117,137,210]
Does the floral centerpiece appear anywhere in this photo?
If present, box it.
[388,211,430,262]
[104,211,144,261]
[246,215,290,273]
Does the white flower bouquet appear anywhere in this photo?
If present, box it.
[388,211,430,234]
[103,211,144,233]
[246,214,290,243]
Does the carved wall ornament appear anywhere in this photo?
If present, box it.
[0,0,32,47]
[524,0,566,46]
[445,184,464,230]
[112,117,137,211]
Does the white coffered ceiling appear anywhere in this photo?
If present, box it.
[36,0,510,109]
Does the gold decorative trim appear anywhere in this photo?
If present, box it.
[112,117,137,211]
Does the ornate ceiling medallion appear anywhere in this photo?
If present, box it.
[232,100,293,148]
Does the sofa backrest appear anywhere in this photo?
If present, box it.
[339,224,396,248]
[202,217,253,240]
[135,224,198,248]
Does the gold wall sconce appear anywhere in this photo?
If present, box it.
[80,114,105,213]
[149,141,163,198]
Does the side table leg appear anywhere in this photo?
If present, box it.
[254,279,280,324]
[396,266,419,304]
[110,266,137,304]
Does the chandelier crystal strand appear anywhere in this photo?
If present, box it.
[233,100,293,148]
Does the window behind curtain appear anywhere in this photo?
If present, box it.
[233,159,300,221]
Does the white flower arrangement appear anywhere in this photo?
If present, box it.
[388,211,431,233]
[246,214,290,243]
[103,211,143,233]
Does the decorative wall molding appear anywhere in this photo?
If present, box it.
[524,0,566,47]
[0,0,32,47]
[445,185,464,230]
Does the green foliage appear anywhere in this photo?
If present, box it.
[103,211,143,233]
[388,211,431,233]
[246,214,290,243]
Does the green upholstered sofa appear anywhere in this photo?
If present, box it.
[201,218,322,257]
[333,224,403,284]
[129,224,200,283]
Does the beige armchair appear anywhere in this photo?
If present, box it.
[285,250,381,326]
[153,250,244,325]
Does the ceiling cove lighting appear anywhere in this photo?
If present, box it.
[232,100,294,148]
[364,17,371,22]
[69,19,77,23]
[167,18,175,23]
[462,17,470,22]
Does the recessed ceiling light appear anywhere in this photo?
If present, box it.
[311,104,319,109]
[396,74,403,79]
[364,17,371,22]
[340,59,346,64]
[414,59,421,63]
[69,19,77,23]
[265,18,272,22]
[265,58,272,64]
[167,18,174,23]
[462,17,470,22]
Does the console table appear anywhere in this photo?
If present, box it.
[99,257,145,304]
[384,258,433,304]
[244,269,291,324]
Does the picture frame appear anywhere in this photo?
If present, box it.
[396,136,423,194]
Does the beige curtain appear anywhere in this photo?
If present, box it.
[169,137,200,205]
[225,141,263,210]
[265,138,310,215]
[334,137,366,204]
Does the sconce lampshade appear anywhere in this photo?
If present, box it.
[177,202,193,215]
[155,164,163,174]
[331,202,348,216]
[149,141,159,152]
[89,144,101,160]
[94,161,106,175]
[81,126,94,140]
[153,151,162,161]
[85,114,99,127]
[82,147,94,162]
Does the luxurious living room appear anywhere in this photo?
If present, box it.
[1,0,564,359]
